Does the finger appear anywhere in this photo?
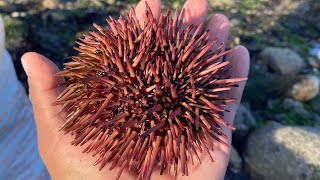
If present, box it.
[135,0,161,27]
[181,0,208,28]
[21,52,64,134]
[223,46,250,125]
[206,13,230,50]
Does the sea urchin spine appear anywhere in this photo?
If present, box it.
[54,4,246,180]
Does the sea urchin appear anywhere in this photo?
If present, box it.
[54,4,246,180]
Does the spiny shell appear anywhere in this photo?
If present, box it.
[55,5,245,180]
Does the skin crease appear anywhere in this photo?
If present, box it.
[21,0,250,179]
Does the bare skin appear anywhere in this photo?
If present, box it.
[21,0,249,179]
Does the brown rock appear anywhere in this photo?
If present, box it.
[245,122,320,180]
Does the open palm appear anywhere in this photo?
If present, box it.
[22,0,249,179]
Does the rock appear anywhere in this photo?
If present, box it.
[245,122,320,180]
[286,75,319,101]
[234,104,256,132]
[283,98,304,109]
[42,0,59,9]
[208,0,235,8]
[267,98,320,126]
[229,146,242,173]
[42,0,107,10]
[41,10,68,21]
[282,98,320,125]
[233,104,256,152]
[225,169,250,180]
[283,98,311,118]
[308,57,319,69]
[0,0,41,12]
[260,47,304,75]
[310,95,320,113]
[294,0,320,31]
[106,0,116,5]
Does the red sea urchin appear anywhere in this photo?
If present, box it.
[54,4,246,180]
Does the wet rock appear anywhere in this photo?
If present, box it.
[283,98,312,118]
[232,104,257,153]
[260,47,304,75]
[0,0,41,12]
[209,0,235,8]
[283,98,320,125]
[308,57,319,69]
[42,0,107,10]
[310,95,320,113]
[234,104,256,132]
[42,0,59,9]
[294,0,320,31]
[286,75,319,101]
[245,122,320,180]
[225,169,250,180]
[41,10,69,21]
[106,0,116,5]
[229,146,242,173]
[267,98,320,126]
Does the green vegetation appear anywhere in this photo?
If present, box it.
[237,0,264,14]
[1,14,28,52]
[255,117,268,128]
[266,100,315,126]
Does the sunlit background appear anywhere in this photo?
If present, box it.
[1,0,320,179]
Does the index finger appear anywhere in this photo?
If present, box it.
[206,14,230,51]
[223,46,250,125]
[181,0,208,28]
[135,0,162,27]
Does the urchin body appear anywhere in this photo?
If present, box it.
[55,5,245,180]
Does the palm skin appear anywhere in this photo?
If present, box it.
[21,0,249,179]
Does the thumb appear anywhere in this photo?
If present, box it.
[21,52,64,135]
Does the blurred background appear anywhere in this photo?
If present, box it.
[0,0,319,179]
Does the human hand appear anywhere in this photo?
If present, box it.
[21,0,249,179]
